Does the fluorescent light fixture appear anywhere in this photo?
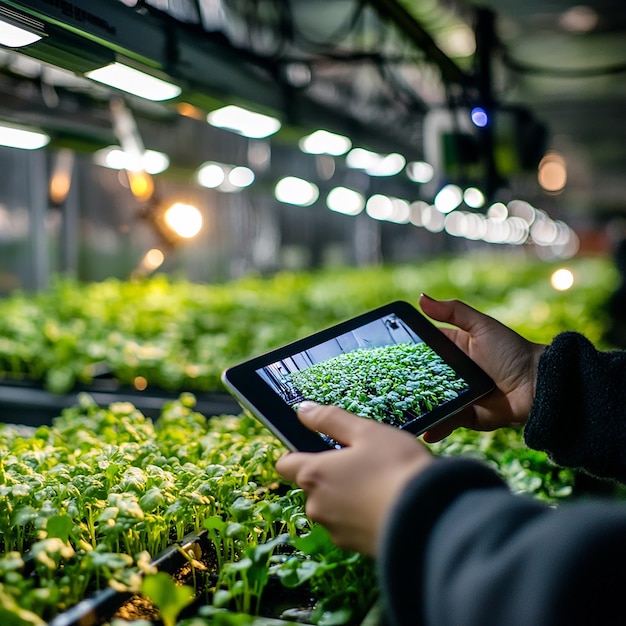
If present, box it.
[365,194,410,223]
[0,123,49,150]
[228,166,255,188]
[196,162,255,192]
[346,147,378,169]
[207,105,281,139]
[463,187,485,209]
[326,186,364,216]
[434,184,463,213]
[93,146,170,174]
[0,18,41,47]
[346,147,406,176]
[299,129,352,156]
[406,160,435,183]
[275,176,319,206]
[85,62,181,102]
[197,162,225,189]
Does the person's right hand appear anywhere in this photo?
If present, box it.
[418,294,546,442]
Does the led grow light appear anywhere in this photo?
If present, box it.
[0,17,41,47]
[0,122,49,150]
[93,146,170,175]
[274,176,318,206]
[299,129,352,156]
[86,62,181,102]
[207,105,281,139]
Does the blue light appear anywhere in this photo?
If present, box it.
[471,107,489,128]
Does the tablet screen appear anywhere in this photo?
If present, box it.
[222,301,494,451]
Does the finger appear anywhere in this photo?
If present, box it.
[419,294,488,334]
[297,402,372,446]
[275,450,312,482]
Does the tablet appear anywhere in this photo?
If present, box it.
[221,300,495,452]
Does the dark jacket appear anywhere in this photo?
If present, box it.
[378,331,626,625]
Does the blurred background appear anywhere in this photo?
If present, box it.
[0,0,624,290]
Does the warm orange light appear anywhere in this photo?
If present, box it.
[127,170,154,201]
[49,149,74,204]
[538,151,567,193]
[134,376,148,390]
[176,102,205,120]
[550,268,575,291]
[162,202,203,239]
[139,248,165,272]
[49,171,72,205]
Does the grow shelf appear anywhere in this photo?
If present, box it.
[47,530,216,626]
[0,377,240,426]
[45,529,343,626]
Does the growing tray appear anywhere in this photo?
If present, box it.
[44,529,330,626]
[0,377,240,426]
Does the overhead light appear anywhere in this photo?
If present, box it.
[299,130,352,156]
[85,62,181,101]
[207,105,281,139]
[196,162,225,189]
[49,149,75,204]
[538,151,567,193]
[463,187,485,208]
[274,176,319,206]
[326,187,365,216]
[196,161,255,192]
[346,148,406,176]
[366,195,410,223]
[133,248,165,279]
[0,8,44,48]
[228,166,255,189]
[162,202,203,239]
[93,146,170,175]
[434,184,463,213]
[0,122,49,150]
[406,161,435,183]
[0,19,41,47]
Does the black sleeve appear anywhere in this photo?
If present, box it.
[524,331,626,482]
[378,457,626,626]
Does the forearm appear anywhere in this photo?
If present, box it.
[378,458,626,626]
[524,331,626,482]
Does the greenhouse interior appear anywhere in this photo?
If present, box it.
[1,1,626,625]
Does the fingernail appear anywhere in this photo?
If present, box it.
[297,400,319,413]
[420,292,434,301]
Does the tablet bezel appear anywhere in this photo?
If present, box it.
[221,300,495,452]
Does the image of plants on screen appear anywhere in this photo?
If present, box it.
[287,342,468,427]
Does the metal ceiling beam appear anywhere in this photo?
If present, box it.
[366,0,474,89]
[0,0,425,156]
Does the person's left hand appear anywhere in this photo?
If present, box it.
[276,402,434,556]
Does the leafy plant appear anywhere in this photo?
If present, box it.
[141,572,195,626]
[0,254,615,393]
[289,342,467,426]
[0,395,376,625]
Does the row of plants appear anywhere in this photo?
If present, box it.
[0,392,585,626]
[289,342,467,426]
[0,394,379,626]
[0,253,616,395]
[0,252,620,624]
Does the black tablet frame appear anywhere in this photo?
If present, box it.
[221,300,495,452]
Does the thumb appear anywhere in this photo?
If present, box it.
[297,402,371,446]
[419,294,491,334]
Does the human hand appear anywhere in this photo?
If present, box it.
[276,402,433,556]
[419,294,546,442]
